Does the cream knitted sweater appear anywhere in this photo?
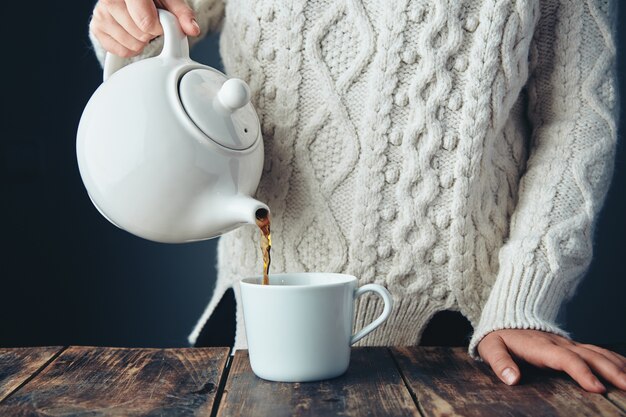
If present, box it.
[90,0,618,356]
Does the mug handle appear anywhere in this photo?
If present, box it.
[350,284,393,345]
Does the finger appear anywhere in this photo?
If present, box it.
[91,28,136,58]
[507,340,606,393]
[579,344,626,371]
[477,334,521,386]
[98,12,147,53]
[572,346,626,391]
[125,0,162,36]
[105,0,154,42]
[539,346,606,393]
[160,0,200,36]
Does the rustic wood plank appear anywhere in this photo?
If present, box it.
[216,347,420,417]
[392,346,625,417]
[606,345,626,413]
[0,346,230,416]
[608,387,626,414]
[0,346,64,402]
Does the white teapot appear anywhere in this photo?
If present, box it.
[77,10,268,243]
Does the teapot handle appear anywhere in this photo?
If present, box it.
[103,9,190,82]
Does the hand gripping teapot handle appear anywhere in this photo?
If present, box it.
[103,9,190,82]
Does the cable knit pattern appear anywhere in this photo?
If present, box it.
[467,0,619,357]
[89,0,618,357]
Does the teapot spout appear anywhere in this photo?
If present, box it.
[226,194,270,226]
[186,193,269,241]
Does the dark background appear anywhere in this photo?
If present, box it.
[1,3,624,348]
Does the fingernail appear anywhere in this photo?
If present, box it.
[502,368,517,385]
[191,18,200,33]
[594,380,606,391]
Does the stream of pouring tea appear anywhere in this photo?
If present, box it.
[255,210,271,285]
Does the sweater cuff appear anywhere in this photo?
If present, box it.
[468,250,571,359]
[88,19,107,67]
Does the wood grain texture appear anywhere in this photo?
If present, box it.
[608,387,626,414]
[216,347,420,417]
[391,346,625,417]
[606,345,626,413]
[0,346,230,416]
[0,347,64,402]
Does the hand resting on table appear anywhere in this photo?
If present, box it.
[478,329,626,393]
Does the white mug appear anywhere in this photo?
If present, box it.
[239,272,393,382]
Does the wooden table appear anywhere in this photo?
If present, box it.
[0,346,624,416]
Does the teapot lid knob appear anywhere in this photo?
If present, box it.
[178,69,260,150]
[217,78,251,112]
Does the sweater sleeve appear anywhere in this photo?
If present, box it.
[468,0,619,358]
[88,0,225,67]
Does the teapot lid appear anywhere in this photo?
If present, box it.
[178,69,259,150]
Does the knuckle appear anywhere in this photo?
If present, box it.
[97,36,110,50]
[116,46,133,58]
[579,368,596,381]
[137,15,156,32]
[92,5,104,20]
[527,333,552,346]
[579,343,595,350]
[93,6,113,25]
[130,41,146,52]
[540,335,559,345]
[567,357,590,375]
[98,36,117,52]
[543,346,571,370]
[91,3,107,23]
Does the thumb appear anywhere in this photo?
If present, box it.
[160,0,201,36]
[477,333,521,386]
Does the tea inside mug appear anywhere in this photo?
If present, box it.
[241,273,356,287]
[243,277,298,286]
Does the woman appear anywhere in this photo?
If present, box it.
[89,0,625,392]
